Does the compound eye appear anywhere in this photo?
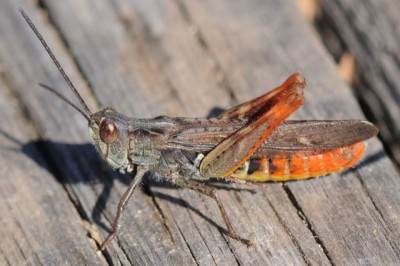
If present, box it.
[100,119,118,144]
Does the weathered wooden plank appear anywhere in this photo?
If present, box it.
[178,0,400,264]
[0,76,104,263]
[318,0,400,165]
[43,0,324,263]
[1,1,194,265]
[40,0,230,264]
[313,1,400,262]
[0,0,398,265]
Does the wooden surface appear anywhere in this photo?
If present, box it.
[0,0,399,265]
[318,0,400,165]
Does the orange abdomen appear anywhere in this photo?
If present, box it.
[231,142,366,181]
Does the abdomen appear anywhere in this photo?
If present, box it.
[231,142,366,181]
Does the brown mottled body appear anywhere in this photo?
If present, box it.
[20,8,378,250]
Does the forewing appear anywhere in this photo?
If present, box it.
[254,120,378,159]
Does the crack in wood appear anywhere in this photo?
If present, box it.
[282,184,334,265]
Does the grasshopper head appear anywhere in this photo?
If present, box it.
[20,9,134,173]
[89,108,133,172]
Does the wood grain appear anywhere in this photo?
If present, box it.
[318,0,400,165]
[0,0,398,265]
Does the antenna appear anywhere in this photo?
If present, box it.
[18,8,92,120]
[39,83,90,120]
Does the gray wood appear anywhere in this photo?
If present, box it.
[0,74,104,264]
[319,0,400,165]
[0,0,398,265]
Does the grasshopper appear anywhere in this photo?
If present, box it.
[20,9,378,250]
